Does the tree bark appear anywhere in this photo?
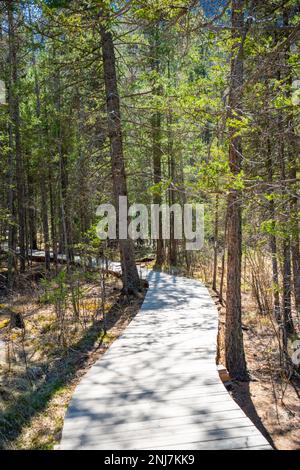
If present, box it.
[212,195,219,291]
[290,165,300,318]
[6,75,16,287]
[7,1,26,273]
[225,0,248,381]
[167,58,177,267]
[152,109,164,268]
[150,28,164,268]
[276,5,296,350]
[266,138,281,322]
[29,5,51,271]
[219,209,227,305]
[283,8,300,320]
[101,27,140,293]
[48,165,58,268]
[279,137,294,339]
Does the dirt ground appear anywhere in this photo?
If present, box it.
[0,264,146,449]
[1,260,299,450]
[216,289,300,450]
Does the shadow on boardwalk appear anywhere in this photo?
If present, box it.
[60,270,273,450]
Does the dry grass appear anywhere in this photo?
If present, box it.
[216,286,300,450]
[0,265,146,450]
[191,248,300,450]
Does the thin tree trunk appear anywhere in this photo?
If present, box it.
[150,27,164,269]
[283,8,300,319]
[279,138,294,338]
[290,165,300,319]
[27,172,38,252]
[60,140,70,263]
[279,6,295,346]
[53,46,73,267]
[152,109,164,268]
[48,166,58,268]
[212,194,219,291]
[7,1,26,273]
[28,3,50,271]
[219,217,227,305]
[266,138,281,322]
[7,83,16,287]
[40,178,51,271]
[101,27,140,293]
[167,57,177,267]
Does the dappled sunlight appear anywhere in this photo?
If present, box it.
[60,269,271,450]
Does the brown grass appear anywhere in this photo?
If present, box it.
[216,288,300,450]
[0,265,146,449]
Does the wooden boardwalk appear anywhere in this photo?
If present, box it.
[59,266,272,450]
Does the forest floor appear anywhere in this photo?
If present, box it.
[216,288,300,450]
[0,263,146,449]
[1,257,299,450]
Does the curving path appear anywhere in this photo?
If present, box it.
[58,265,272,450]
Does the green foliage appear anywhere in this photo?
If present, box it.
[40,270,68,305]
[43,0,70,8]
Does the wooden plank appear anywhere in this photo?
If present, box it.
[62,425,266,450]
[144,434,271,451]
[56,265,272,450]
[61,416,256,441]
[60,409,248,438]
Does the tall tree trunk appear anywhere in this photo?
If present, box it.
[150,28,164,269]
[7,81,16,287]
[101,27,140,293]
[152,109,164,268]
[40,178,51,271]
[283,8,300,320]
[279,137,294,338]
[27,174,38,251]
[212,194,219,291]
[167,58,177,267]
[290,165,300,318]
[52,47,73,267]
[219,209,227,305]
[5,8,16,285]
[7,1,26,273]
[59,130,73,267]
[276,5,296,352]
[168,150,177,266]
[225,0,248,381]
[266,138,281,322]
[48,165,58,268]
[29,3,50,271]
[179,149,191,271]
